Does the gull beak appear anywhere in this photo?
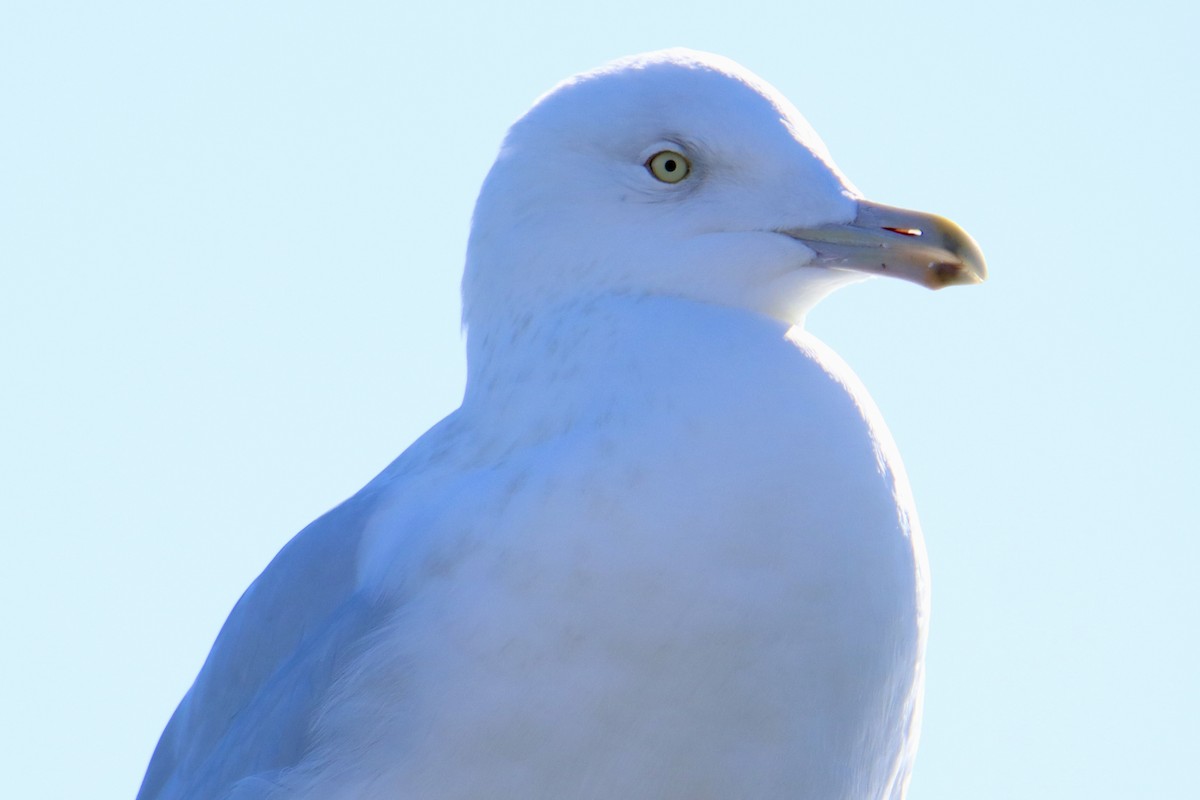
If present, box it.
[782,199,987,289]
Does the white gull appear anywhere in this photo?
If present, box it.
[138,48,986,800]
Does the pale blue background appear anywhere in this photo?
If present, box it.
[2,1,1196,797]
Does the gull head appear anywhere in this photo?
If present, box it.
[463,49,985,334]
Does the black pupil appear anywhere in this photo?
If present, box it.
[664,159,677,172]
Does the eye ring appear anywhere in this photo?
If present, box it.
[646,150,691,183]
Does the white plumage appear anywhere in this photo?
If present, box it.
[138,49,984,800]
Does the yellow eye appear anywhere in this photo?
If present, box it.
[646,150,690,183]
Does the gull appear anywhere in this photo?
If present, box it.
[137,48,986,800]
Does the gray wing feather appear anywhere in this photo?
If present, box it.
[137,488,385,800]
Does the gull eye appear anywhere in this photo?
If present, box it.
[646,150,691,183]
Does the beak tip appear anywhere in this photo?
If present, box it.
[927,258,988,289]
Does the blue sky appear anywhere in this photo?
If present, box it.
[2,1,1196,797]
